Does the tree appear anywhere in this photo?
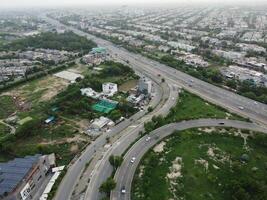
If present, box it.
[207,69,223,83]
[147,106,153,112]
[109,155,123,170]
[99,177,116,194]
[108,110,122,121]
[2,31,96,53]
[15,118,42,138]
[226,79,237,89]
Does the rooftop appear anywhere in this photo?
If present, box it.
[0,154,41,196]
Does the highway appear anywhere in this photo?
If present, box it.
[111,119,267,200]
[40,15,267,200]
[42,16,267,126]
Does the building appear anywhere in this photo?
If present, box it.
[102,83,118,97]
[179,53,209,68]
[167,41,195,52]
[138,77,152,94]
[54,71,84,83]
[0,154,56,200]
[80,88,101,99]
[82,53,107,66]
[82,47,108,66]
[127,94,145,105]
[158,45,170,53]
[90,116,114,130]
[221,65,267,86]
[235,58,267,72]
[212,50,245,61]
[236,43,266,53]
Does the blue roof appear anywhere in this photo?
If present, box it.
[0,154,41,196]
[45,116,56,124]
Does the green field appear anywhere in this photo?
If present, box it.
[144,91,245,134]
[0,95,16,119]
[0,123,10,137]
[132,128,267,200]
[166,91,244,122]
[0,61,138,166]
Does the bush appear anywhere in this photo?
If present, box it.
[99,177,116,195]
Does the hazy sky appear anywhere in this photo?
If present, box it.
[2,0,267,8]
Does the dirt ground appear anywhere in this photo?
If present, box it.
[1,76,69,111]
[40,134,88,145]
[119,79,138,92]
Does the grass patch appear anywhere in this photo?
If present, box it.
[119,79,138,92]
[2,135,87,166]
[166,91,244,122]
[132,128,267,200]
[144,90,245,134]
[0,95,16,119]
[0,123,10,137]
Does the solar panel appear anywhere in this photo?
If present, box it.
[0,154,41,196]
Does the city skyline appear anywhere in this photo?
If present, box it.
[2,0,267,8]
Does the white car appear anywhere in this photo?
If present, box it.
[121,186,126,194]
[145,136,151,142]
[130,157,136,163]
[238,106,244,110]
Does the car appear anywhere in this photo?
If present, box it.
[145,136,151,142]
[254,101,258,105]
[130,157,136,163]
[238,106,244,110]
[121,186,126,194]
[172,97,175,101]
[218,122,225,125]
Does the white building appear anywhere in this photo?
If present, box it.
[167,41,195,52]
[127,94,145,105]
[179,53,209,68]
[102,83,118,97]
[54,71,84,83]
[212,50,245,61]
[158,45,170,52]
[236,43,266,53]
[80,88,101,99]
[221,65,267,86]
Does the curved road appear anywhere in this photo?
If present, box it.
[84,81,179,200]
[112,119,267,200]
[53,74,165,200]
[40,15,267,200]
